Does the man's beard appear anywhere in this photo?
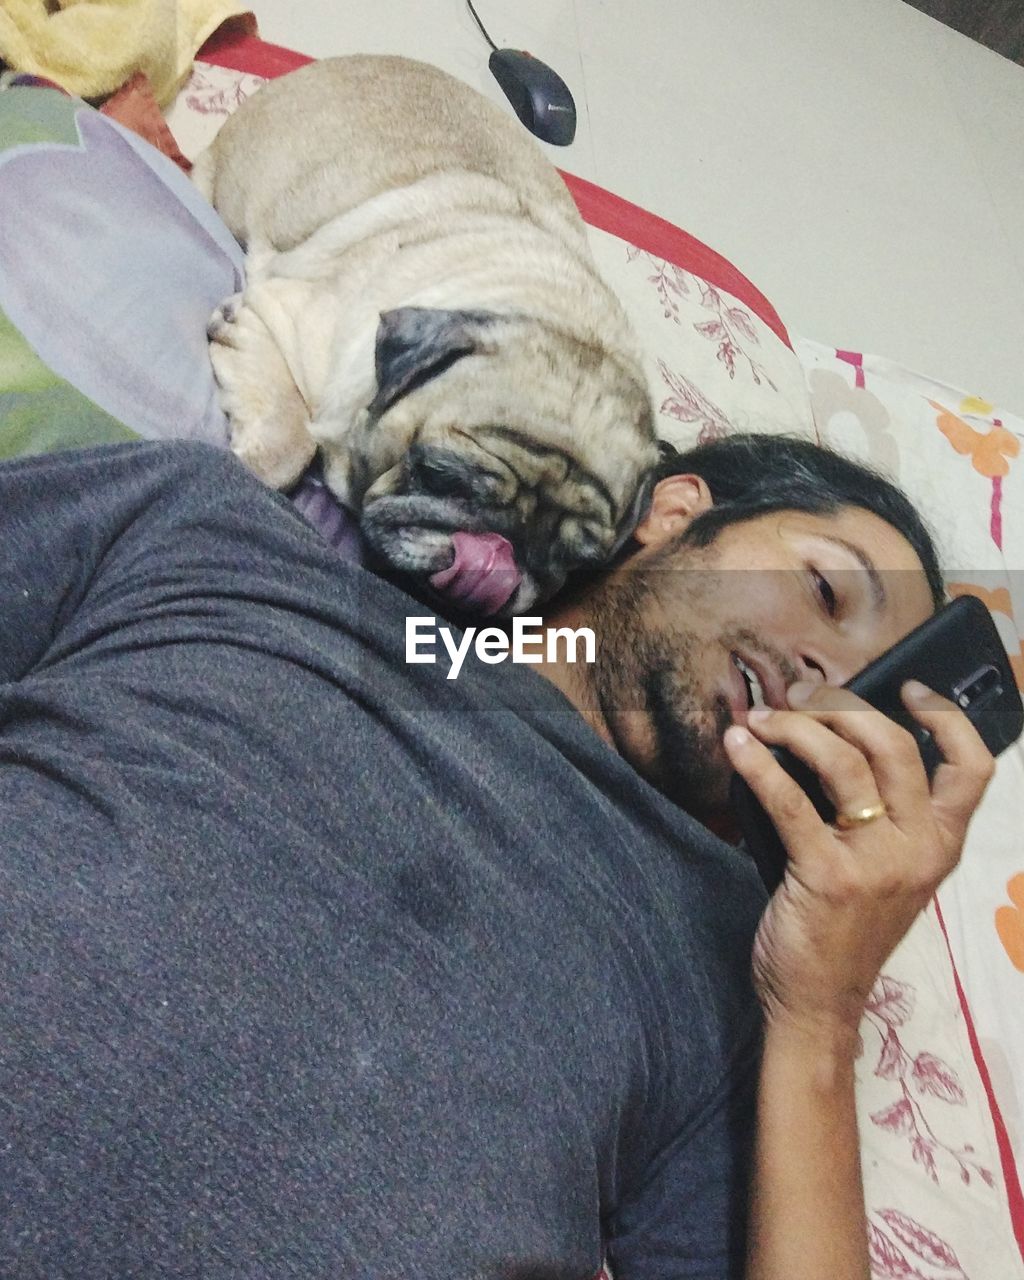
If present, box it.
[643,662,734,813]
[589,557,735,818]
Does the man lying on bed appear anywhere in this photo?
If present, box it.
[0,432,992,1280]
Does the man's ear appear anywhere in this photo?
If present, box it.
[631,473,713,549]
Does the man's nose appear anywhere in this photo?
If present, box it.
[795,655,828,687]
[796,646,871,689]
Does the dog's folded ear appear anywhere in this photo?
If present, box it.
[370,307,497,418]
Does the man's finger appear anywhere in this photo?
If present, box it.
[899,680,995,842]
[762,686,931,831]
[744,703,914,831]
[724,725,834,878]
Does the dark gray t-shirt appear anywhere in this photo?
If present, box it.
[0,442,767,1279]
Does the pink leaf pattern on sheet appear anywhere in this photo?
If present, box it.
[656,359,732,441]
[867,975,916,1027]
[717,339,737,378]
[695,282,775,389]
[868,1210,969,1280]
[868,1220,937,1279]
[877,1210,968,1275]
[868,1220,921,1278]
[912,1053,967,1105]
[643,254,690,322]
[183,67,256,116]
[876,1028,913,1081]
[728,306,758,342]
[871,1097,916,1135]
[625,247,778,392]
[862,973,992,1188]
[912,1136,940,1182]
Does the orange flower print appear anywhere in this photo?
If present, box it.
[931,400,1020,478]
[946,583,1024,690]
[995,873,1024,973]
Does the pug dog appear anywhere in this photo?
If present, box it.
[192,54,657,614]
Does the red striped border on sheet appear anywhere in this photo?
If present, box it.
[196,29,791,348]
[554,171,790,347]
[934,895,1024,1264]
[199,22,313,79]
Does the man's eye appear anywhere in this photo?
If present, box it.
[812,569,838,617]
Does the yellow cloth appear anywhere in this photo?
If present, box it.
[0,0,252,106]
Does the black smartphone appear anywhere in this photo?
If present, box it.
[730,594,1024,894]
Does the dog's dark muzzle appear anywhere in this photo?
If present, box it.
[359,443,636,615]
[359,486,524,616]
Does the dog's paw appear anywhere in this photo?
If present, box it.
[207,334,252,424]
[207,298,316,491]
[229,422,317,491]
[207,293,243,343]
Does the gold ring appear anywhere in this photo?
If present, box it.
[834,801,888,830]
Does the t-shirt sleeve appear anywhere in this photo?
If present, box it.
[0,440,320,685]
[606,1012,762,1280]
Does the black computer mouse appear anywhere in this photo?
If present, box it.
[487,48,577,146]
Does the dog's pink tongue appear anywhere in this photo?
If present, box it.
[429,532,521,615]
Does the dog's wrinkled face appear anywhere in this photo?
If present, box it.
[327,307,658,614]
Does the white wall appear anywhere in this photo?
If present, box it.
[251,0,1024,412]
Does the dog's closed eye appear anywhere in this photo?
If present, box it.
[406,444,504,504]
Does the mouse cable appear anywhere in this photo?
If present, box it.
[466,0,497,51]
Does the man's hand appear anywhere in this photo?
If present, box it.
[724,678,995,1035]
[728,681,995,1280]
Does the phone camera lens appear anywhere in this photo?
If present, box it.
[954,663,1002,709]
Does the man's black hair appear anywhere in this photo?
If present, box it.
[654,433,945,609]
